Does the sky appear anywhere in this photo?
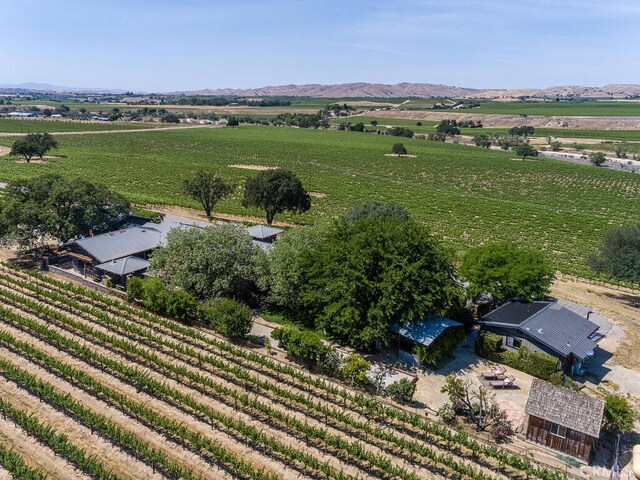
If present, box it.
[2,0,640,92]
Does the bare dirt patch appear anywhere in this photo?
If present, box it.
[0,146,10,157]
[228,164,278,171]
[552,275,640,370]
[309,191,327,198]
[142,203,297,227]
[384,153,417,158]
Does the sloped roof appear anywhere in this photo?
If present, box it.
[482,301,550,326]
[246,225,283,240]
[75,227,163,263]
[96,256,150,276]
[525,379,604,438]
[390,318,463,347]
[480,300,600,360]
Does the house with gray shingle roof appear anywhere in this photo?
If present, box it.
[478,300,603,374]
[525,379,604,463]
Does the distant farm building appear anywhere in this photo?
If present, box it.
[7,112,38,118]
[525,379,604,463]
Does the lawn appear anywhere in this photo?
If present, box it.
[0,118,160,133]
[0,125,638,276]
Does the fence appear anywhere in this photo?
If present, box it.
[46,265,126,299]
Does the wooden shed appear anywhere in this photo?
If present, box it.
[525,379,604,463]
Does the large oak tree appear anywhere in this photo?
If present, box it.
[242,169,311,225]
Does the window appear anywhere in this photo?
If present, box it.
[548,422,567,438]
[506,337,522,349]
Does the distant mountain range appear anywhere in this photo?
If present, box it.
[0,83,128,94]
[178,82,640,99]
[3,81,640,99]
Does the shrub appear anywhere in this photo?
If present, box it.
[549,141,562,151]
[126,276,145,302]
[603,394,635,433]
[499,347,558,380]
[272,324,330,367]
[589,152,607,166]
[200,298,253,340]
[475,331,503,360]
[476,333,559,380]
[341,354,370,386]
[104,277,117,289]
[391,143,407,155]
[491,408,515,443]
[386,378,416,403]
[438,403,457,425]
[141,277,169,313]
[165,290,198,323]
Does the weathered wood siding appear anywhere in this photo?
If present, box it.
[526,415,594,462]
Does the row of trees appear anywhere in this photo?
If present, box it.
[184,169,311,225]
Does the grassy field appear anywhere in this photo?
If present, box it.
[332,116,438,133]
[0,125,638,275]
[0,118,160,133]
[466,100,640,116]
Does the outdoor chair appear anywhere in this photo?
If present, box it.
[481,367,506,380]
[489,375,515,389]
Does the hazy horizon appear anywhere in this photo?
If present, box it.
[3,0,640,92]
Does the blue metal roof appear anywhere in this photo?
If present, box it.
[390,318,463,347]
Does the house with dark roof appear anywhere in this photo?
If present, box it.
[66,214,209,285]
[525,379,604,463]
[478,300,602,374]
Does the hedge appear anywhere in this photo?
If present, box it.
[475,331,559,380]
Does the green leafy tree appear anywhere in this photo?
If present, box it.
[10,133,58,163]
[0,175,130,248]
[257,223,331,314]
[436,120,460,136]
[391,143,407,155]
[226,117,239,127]
[603,394,635,433]
[473,134,491,148]
[387,127,414,138]
[514,143,538,160]
[508,126,535,137]
[242,169,311,225]
[184,171,233,219]
[161,113,180,123]
[370,120,378,126]
[588,152,607,166]
[302,210,459,350]
[149,225,262,301]
[341,354,370,386]
[460,242,554,302]
[200,298,253,340]
[588,223,640,283]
